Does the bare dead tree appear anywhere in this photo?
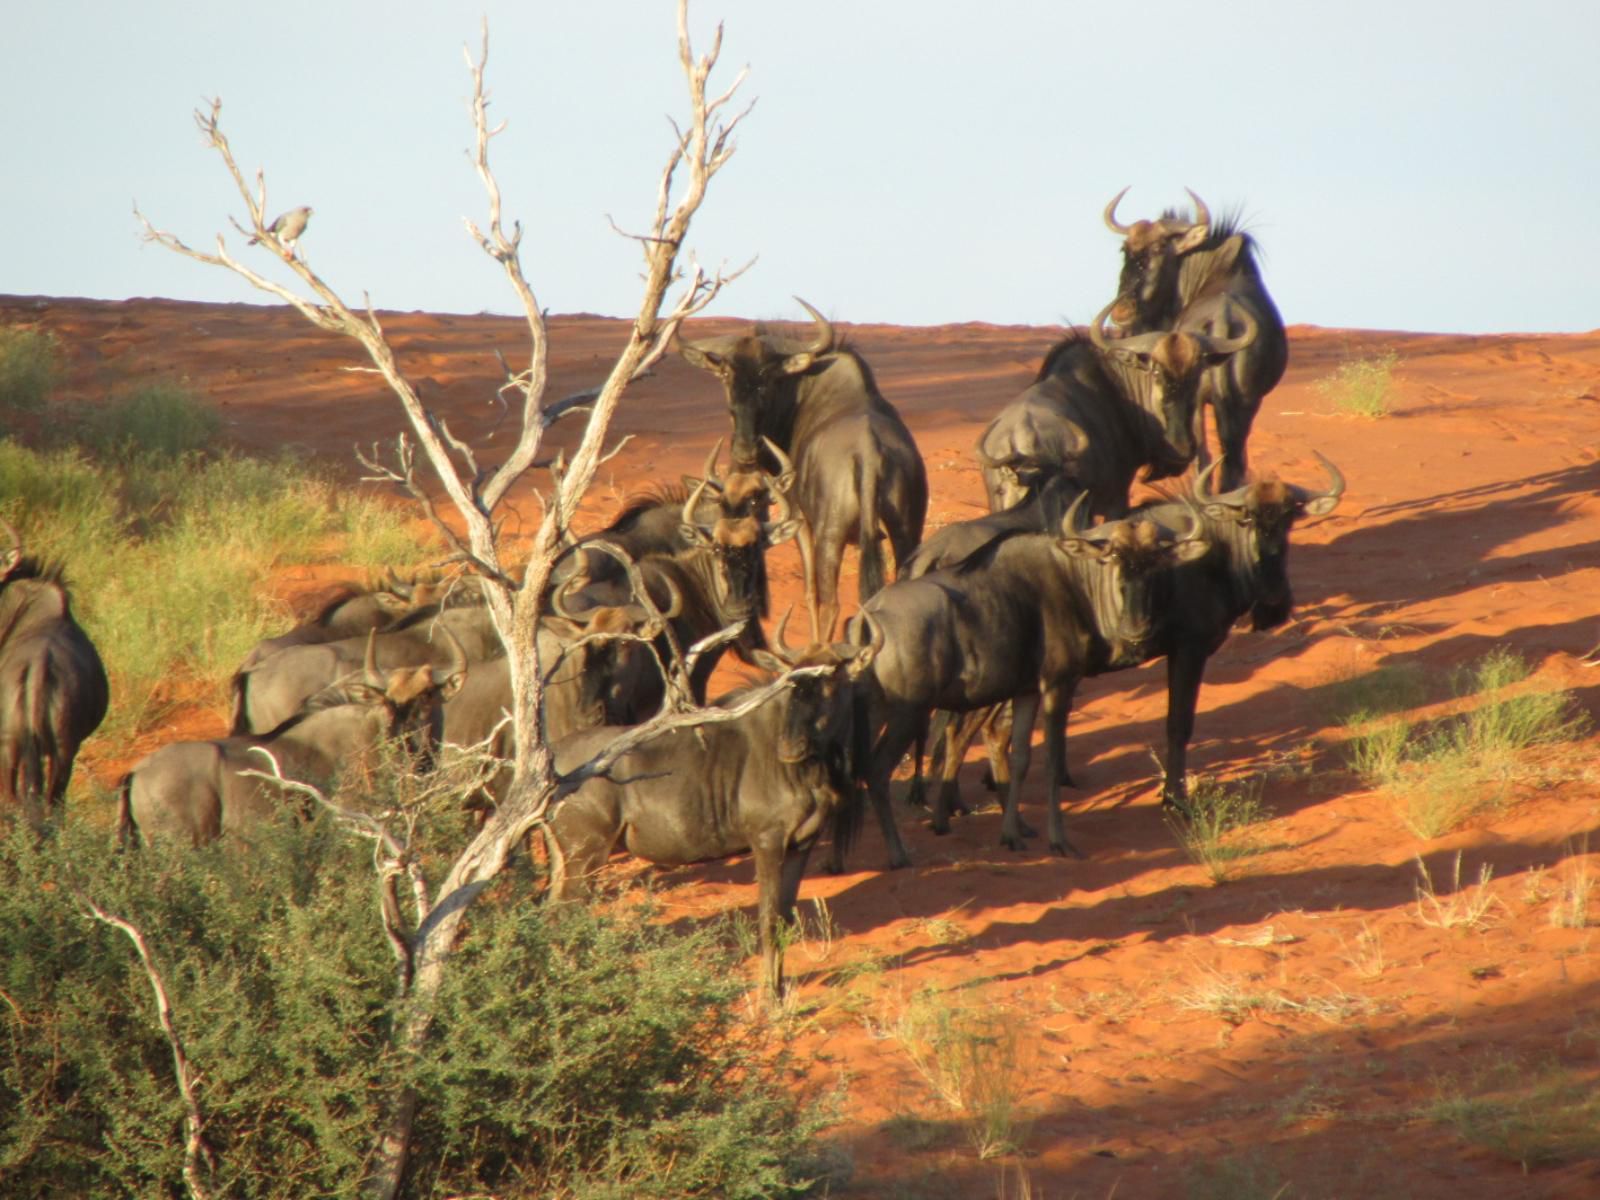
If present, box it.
[78,897,215,1200]
[136,5,761,1196]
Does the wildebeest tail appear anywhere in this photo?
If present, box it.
[228,671,251,735]
[856,453,887,604]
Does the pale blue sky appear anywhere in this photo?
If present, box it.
[5,1,1596,333]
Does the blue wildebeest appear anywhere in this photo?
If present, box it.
[546,642,861,997]
[231,603,503,735]
[0,520,108,823]
[118,630,467,846]
[976,300,1257,521]
[1104,187,1288,491]
[845,494,1210,866]
[679,299,928,643]
[958,455,1345,813]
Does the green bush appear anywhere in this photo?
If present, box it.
[0,325,62,414]
[78,382,222,460]
[0,818,823,1199]
[1316,349,1399,418]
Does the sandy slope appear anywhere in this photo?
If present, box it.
[7,293,1600,1198]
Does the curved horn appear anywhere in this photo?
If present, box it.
[649,570,684,623]
[1103,186,1134,235]
[681,471,714,529]
[1090,298,1119,350]
[1197,302,1259,356]
[770,605,802,666]
[1176,494,1207,545]
[551,567,594,622]
[363,629,381,685]
[700,437,725,489]
[430,621,468,687]
[792,296,834,356]
[1194,456,1225,501]
[1060,488,1091,537]
[973,444,1020,472]
[760,435,795,487]
[1184,187,1211,231]
[1288,450,1347,510]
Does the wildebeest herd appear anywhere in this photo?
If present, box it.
[2,192,1344,993]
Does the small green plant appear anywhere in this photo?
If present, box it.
[1167,774,1272,883]
[1184,1153,1291,1200]
[78,382,222,459]
[1316,349,1399,418]
[0,325,62,414]
[890,993,1031,1160]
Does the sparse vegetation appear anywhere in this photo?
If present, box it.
[1167,774,1273,882]
[1426,1054,1600,1170]
[888,992,1031,1160]
[0,324,62,414]
[1183,1154,1290,1200]
[1413,853,1502,931]
[1548,834,1594,929]
[1333,650,1588,837]
[1175,965,1379,1026]
[1317,348,1399,418]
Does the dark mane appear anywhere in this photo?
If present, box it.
[1035,328,1093,382]
[1161,203,1259,263]
[604,483,692,533]
[2,556,68,587]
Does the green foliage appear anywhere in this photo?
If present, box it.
[1426,1054,1600,1170]
[1316,349,1399,418]
[0,819,823,1199]
[336,490,439,572]
[77,382,222,460]
[1167,775,1272,883]
[1335,651,1589,837]
[0,438,440,740]
[1183,1152,1289,1200]
[0,325,62,414]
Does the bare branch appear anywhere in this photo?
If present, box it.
[80,897,215,1200]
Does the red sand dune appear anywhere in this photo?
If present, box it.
[8,293,1600,1198]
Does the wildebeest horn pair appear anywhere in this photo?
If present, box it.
[357,620,467,691]
[1195,451,1345,513]
[1102,186,1211,237]
[1090,298,1258,358]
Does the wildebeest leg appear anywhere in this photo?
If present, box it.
[931,708,987,834]
[1213,399,1257,493]
[906,711,931,811]
[856,708,917,870]
[1042,683,1084,858]
[998,693,1041,850]
[981,702,1013,792]
[812,523,848,643]
[1165,648,1208,811]
[546,795,623,901]
[751,828,789,997]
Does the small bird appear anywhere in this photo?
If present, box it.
[249,205,313,253]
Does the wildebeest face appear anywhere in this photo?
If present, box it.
[753,640,854,766]
[1103,188,1213,332]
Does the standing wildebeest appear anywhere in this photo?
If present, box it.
[679,299,928,642]
[546,643,860,996]
[0,520,109,822]
[119,631,467,846]
[953,455,1345,813]
[1104,187,1288,491]
[976,300,1257,520]
[847,495,1209,866]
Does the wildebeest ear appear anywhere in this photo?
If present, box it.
[1171,537,1213,565]
[677,521,714,548]
[1209,234,1245,272]
[1173,223,1210,255]
[1302,494,1340,517]
[681,474,726,497]
[1056,536,1108,562]
[345,681,387,706]
[750,649,786,675]
[373,591,412,614]
[763,517,801,547]
[435,666,467,703]
[780,350,816,376]
[678,342,721,371]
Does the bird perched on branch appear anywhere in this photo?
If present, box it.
[249,205,313,254]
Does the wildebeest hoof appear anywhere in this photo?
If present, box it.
[1051,838,1086,860]
[930,818,951,836]
[1016,817,1038,839]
